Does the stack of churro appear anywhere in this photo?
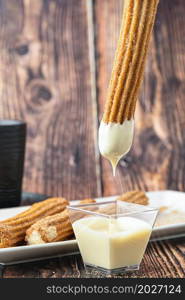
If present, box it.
[0,197,68,248]
[99,0,159,172]
[26,198,96,245]
[0,192,149,248]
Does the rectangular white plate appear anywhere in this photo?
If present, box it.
[0,190,185,265]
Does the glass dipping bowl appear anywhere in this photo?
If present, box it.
[67,200,158,275]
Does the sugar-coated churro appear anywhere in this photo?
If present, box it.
[99,0,159,172]
[25,210,73,245]
[103,0,159,123]
[99,191,149,216]
[79,199,96,204]
[0,197,68,248]
[25,198,96,245]
[117,191,149,206]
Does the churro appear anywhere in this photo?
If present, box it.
[0,197,68,248]
[26,210,73,245]
[26,198,96,245]
[99,191,149,216]
[99,0,159,172]
[117,191,149,206]
[79,198,96,204]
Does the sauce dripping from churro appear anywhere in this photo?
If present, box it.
[109,156,121,176]
[98,120,134,176]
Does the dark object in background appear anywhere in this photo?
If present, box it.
[21,192,49,206]
[0,120,26,208]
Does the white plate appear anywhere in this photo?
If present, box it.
[147,190,185,241]
[0,190,185,265]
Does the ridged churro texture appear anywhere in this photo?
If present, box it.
[103,0,159,124]
[0,197,68,248]
[117,191,149,205]
[79,198,96,204]
[99,191,149,215]
[26,210,73,245]
[25,198,97,245]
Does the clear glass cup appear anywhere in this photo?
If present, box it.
[67,200,158,275]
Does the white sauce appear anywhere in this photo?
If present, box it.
[98,120,134,175]
[73,216,151,270]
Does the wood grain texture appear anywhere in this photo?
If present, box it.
[95,0,185,196]
[0,0,101,199]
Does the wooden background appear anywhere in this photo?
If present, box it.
[0,0,185,199]
[0,0,185,278]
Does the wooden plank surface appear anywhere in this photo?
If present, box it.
[0,0,101,200]
[0,0,185,278]
[95,0,185,196]
[2,237,185,278]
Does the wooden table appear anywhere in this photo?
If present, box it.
[0,0,185,278]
